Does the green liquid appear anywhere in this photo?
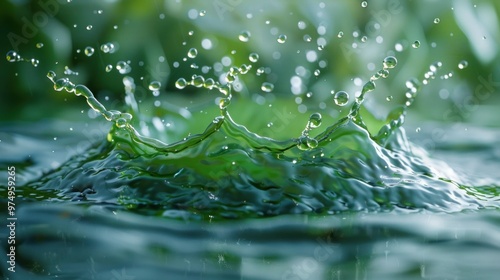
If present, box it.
[23,57,488,220]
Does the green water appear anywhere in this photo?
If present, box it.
[1,0,500,279]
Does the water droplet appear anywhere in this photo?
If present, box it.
[186,47,198,59]
[105,64,113,72]
[239,64,251,74]
[361,1,368,7]
[458,60,468,69]
[297,20,307,29]
[219,97,231,109]
[225,72,236,84]
[362,81,376,94]
[382,56,397,69]
[84,46,95,56]
[199,10,206,16]
[204,78,216,89]
[308,113,322,128]
[386,96,393,102]
[239,31,251,42]
[261,82,274,92]
[314,69,321,76]
[249,53,259,63]
[175,78,188,89]
[416,127,421,133]
[361,36,367,42]
[412,40,420,48]
[116,61,131,74]
[333,91,349,106]
[36,43,44,48]
[433,18,440,24]
[277,34,287,44]
[148,81,161,91]
[337,31,344,38]
[86,25,93,30]
[306,138,318,149]
[6,50,19,62]
[303,34,312,42]
[192,75,205,87]
[100,42,115,53]
[47,70,56,80]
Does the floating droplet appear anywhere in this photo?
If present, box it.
[148,81,161,91]
[84,47,95,57]
[187,48,198,59]
[249,53,259,63]
[192,75,205,87]
[204,78,216,89]
[361,36,367,42]
[116,61,131,74]
[36,43,44,48]
[458,60,468,69]
[100,42,115,53]
[386,96,393,102]
[199,10,206,16]
[314,69,321,76]
[6,50,19,62]
[261,82,274,92]
[86,25,93,30]
[337,31,344,38]
[361,1,368,8]
[412,40,420,48]
[433,18,440,24]
[362,81,376,94]
[175,78,188,89]
[239,31,251,42]
[333,91,349,106]
[239,64,251,74]
[382,56,397,69]
[277,34,287,44]
[308,113,322,128]
[105,64,113,72]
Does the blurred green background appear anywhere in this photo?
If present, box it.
[1,0,499,138]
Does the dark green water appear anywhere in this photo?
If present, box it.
[2,0,500,279]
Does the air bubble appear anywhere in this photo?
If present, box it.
[105,64,113,72]
[84,47,95,57]
[86,25,93,30]
[412,40,420,48]
[187,48,198,59]
[382,56,397,69]
[333,91,349,106]
[337,31,344,38]
[277,34,287,44]
[175,78,188,89]
[36,43,44,48]
[361,1,368,7]
[261,82,274,92]
[239,31,251,42]
[199,10,206,16]
[433,18,440,24]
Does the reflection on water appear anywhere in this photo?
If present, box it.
[2,203,500,279]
